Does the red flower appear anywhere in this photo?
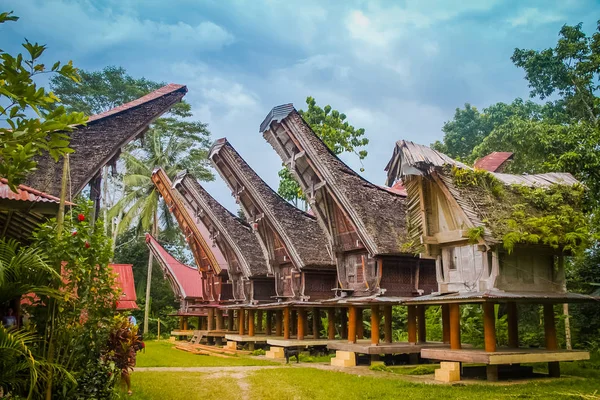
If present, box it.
[71,231,77,236]
[85,242,90,249]
[77,213,85,222]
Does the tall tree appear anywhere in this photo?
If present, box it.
[0,11,85,189]
[277,96,369,208]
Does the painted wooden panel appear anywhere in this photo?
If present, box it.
[304,271,337,300]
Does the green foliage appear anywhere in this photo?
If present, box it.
[0,11,86,189]
[369,362,392,372]
[466,226,485,244]
[251,349,266,356]
[277,96,368,207]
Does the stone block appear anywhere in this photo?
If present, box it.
[225,341,237,350]
[435,368,460,383]
[331,357,356,367]
[266,346,285,359]
[335,351,356,361]
[440,362,460,372]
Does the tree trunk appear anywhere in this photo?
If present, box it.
[563,303,572,350]
[143,210,158,334]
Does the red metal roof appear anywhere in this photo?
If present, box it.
[145,234,205,299]
[110,263,138,310]
[0,178,74,205]
[474,152,514,172]
[87,84,187,123]
[378,181,408,196]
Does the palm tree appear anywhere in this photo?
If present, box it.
[109,127,212,333]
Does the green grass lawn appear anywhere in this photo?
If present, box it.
[129,372,240,400]
[135,340,279,367]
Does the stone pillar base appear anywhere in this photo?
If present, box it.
[225,341,237,351]
[434,362,461,383]
[330,351,356,367]
[265,346,285,359]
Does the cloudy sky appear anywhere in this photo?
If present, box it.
[3,0,599,212]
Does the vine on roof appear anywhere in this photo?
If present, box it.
[448,165,591,254]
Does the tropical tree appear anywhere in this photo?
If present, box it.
[278,96,369,209]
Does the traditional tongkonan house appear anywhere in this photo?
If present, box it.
[209,138,336,351]
[151,168,234,341]
[385,140,597,381]
[145,234,218,339]
[172,170,277,341]
[260,104,438,365]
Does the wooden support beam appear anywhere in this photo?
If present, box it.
[327,308,336,340]
[183,317,188,331]
[449,304,461,350]
[215,309,224,330]
[291,310,297,335]
[371,306,380,345]
[201,316,208,330]
[228,311,234,331]
[207,308,215,331]
[238,309,245,336]
[417,305,427,343]
[356,308,364,339]
[341,308,348,339]
[544,304,560,377]
[407,305,417,344]
[275,310,283,337]
[297,309,306,340]
[266,311,273,336]
[179,316,184,330]
[507,302,518,348]
[383,305,393,344]
[313,308,321,339]
[483,303,496,353]
[442,304,450,344]
[283,307,290,340]
[257,310,263,333]
[248,309,255,337]
[348,306,357,344]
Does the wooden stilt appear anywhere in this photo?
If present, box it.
[266,311,273,336]
[198,316,202,330]
[283,307,290,340]
[407,305,417,344]
[297,309,306,340]
[371,306,380,345]
[228,311,234,331]
[216,309,224,330]
[327,308,336,340]
[313,308,321,339]
[449,303,461,350]
[201,316,208,330]
[417,305,426,343]
[275,310,283,337]
[384,305,393,344]
[238,309,245,335]
[248,309,255,337]
[442,304,450,344]
[348,306,357,344]
[257,310,263,333]
[183,317,188,331]
[341,308,348,339]
[179,316,184,330]
[483,303,496,353]
[207,308,215,331]
[507,302,518,348]
[291,310,297,336]
[544,304,560,377]
[356,308,364,339]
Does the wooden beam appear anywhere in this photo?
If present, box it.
[421,230,469,245]
[228,311,234,331]
[313,308,321,339]
[407,305,417,344]
[449,304,461,350]
[348,306,357,344]
[507,302,518,348]
[544,304,560,377]
[356,308,364,339]
[483,303,496,353]
[417,305,427,343]
[179,316,184,330]
[257,310,263,333]
[297,309,306,340]
[327,308,336,340]
[238,309,245,336]
[248,309,255,337]
[265,311,273,336]
[383,305,393,344]
[371,306,380,345]
[341,308,348,339]
[207,308,214,331]
[275,310,283,337]
[442,304,450,344]
[215,309,224,330]
[183,317,188,331]
[283,307,290,340]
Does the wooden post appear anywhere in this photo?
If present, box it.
[291,310,297,336]
[544,303,560,377]
[238,309,245,335]
[356,308,364,339]
[266,311,273,336]
[297,309,306,340]
[348,306,357,344]
[157,317,160,339]
[341,308,348,339]
[275,310,283,337]
[442,304,450,344]
[407,305,417,344]
[283,307,290,340]
[507,302,518,348]
[201,316,208,330]
[228,311,234,331]
[179,316,184,330]
[417,305,426,343]
[257,310,263,333]
[371,306,380,345]
[449,303,461,350]
[216,309,224,330]
[248,309,255,337]
[384,305,393,344]
[207,308,215,331]
[327,308,336,340]
[313,308,320,339]
[483,303,496,352]
[198,316,202,330]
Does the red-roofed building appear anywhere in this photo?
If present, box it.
[474,152,514,172]
[110,264,138,311]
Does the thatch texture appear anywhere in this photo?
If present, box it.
[25,84,187,197]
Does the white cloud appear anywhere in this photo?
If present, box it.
[508,8,564,27]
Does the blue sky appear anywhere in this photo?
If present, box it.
[2,0,599,212]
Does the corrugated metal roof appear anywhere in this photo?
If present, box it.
[404,290,599,304]
[259,103,294,133]
[110,263,138,310]
[0,178,74,205]
[474,152,514,172]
